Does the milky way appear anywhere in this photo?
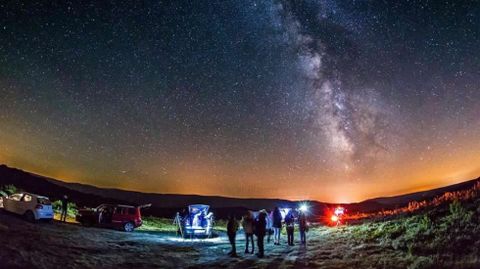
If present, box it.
[0,1,479,202]
[273,1,396,177]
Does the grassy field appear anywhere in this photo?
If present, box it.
[344,199,480,268]
[138,216,178,232]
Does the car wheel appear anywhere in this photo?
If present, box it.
[24,211,36,223]
[123,222,134,232]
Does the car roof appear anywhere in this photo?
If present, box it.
[16,192,49,199]
[189,204,210,211]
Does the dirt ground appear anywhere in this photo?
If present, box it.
[0,210,411,269]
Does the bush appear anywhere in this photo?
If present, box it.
[2,184,18,195]
[443,200,474,228]
[52,200,78,217]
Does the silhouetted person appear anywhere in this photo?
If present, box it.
[266,210,273,243]
[99,206,113,224]
[184,208,193,227]
[241,211,254,254]
[255,210,267,258]
[98,207,105,223]
[298,211,308,245]
[285,211,295,246]
[175,212,182,236]
[227,213,239,257]
[60,195,68,222]
[272,207,282,245]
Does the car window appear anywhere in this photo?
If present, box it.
[22,194,32,202]
[115,207,127,215]
[128,208,136,215]
[37,198,51,205]
[10,194,22,201]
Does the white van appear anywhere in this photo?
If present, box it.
[3,192,54,222]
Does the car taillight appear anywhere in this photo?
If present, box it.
[35,204,43,209]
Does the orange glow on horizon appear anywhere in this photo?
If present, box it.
[1,119,480,203]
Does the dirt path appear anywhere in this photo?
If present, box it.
[0,211,409,269]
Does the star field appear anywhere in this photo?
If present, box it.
[0,1,479,202]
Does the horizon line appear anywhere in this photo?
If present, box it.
[2,163,479,204]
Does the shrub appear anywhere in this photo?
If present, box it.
[2,184,18,195]
[52,200,78,217]
[445,200,473,227]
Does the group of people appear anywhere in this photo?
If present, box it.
[284,209,308,246]
[226,207,308,258]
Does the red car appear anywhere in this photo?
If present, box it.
[76,203,150,232]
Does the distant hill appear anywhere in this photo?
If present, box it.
[364,178,480,207]
[46,179,305,209]
[0,165,127,208]
[0,164,321,218]
[0,164,478,218]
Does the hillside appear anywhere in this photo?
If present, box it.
[0,165,126,208]
[0,164,318,218]
[47,179,308,210]
[365,178,480,207]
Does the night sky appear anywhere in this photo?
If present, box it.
[1,1,479,202]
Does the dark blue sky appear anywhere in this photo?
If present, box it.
[1,0,479,202]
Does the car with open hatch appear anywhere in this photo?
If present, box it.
[76,203,150,232]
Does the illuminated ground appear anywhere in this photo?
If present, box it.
[0,210,413,269]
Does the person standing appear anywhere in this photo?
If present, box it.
[241,211,255,254]
[272,207,282,245]
[227,213,239,257]
[60,195,69,222]
[285,211,295,246]
[298,211,308,245]
[266,210,273,243]
[255,210,267,258]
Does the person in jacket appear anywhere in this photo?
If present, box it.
[60,194,69,222]
[241,211,255,254]
[272,207,282,245]
[298,211,308,245]
[227,213,239,257]
[254,210,267,258]
[285,210,295,246]
[266,210,273,243]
